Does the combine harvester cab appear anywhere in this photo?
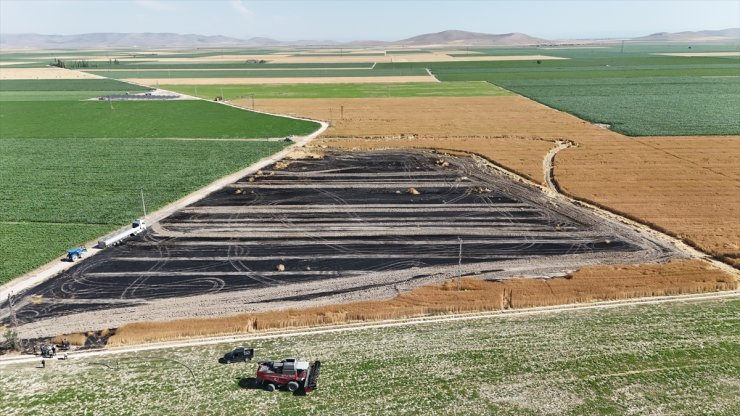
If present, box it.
[96,219,147,248]
[255,358,321,394]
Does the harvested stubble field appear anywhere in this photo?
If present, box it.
[247,95,740,263]
[2,298,738,415]
[2,150,682,338]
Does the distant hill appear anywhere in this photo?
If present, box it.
[0,30,547,49]
[392,30,545,46]
[0,32,249,48]
[635,28,740,42]
[2,28,738,50]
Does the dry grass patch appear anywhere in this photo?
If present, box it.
[51,333,87,346]
[108,259,736,346]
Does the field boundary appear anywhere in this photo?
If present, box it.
[1,289,737,366]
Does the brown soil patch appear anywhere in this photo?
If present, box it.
[108,259,736,345]
[132,75,437,86]
[246,96,740,261]
[0,67,103,80]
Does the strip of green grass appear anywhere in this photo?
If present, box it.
[0,138,290,283]
[0,100,320,139]
[0,79,150,92]
[66,62,374,70]
[163,81,512,100]
[83,68,429,79]
[0,79,152,101]
[1,299,737,414]
[0,91,145,101]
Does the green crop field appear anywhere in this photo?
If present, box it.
[2,298,738,415]
[65,62,374,70]
[0,100,319,139]
[83,67,429,79]
[497,77,740,136]
[0,138,290,283]
[0,79,151,101]
[163,81,512,100]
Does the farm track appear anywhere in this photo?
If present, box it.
[2,289,737,367]
[2,150,683,338]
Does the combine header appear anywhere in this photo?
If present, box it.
[255,358,321,394]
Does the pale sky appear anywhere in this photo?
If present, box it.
[1,0,739,41]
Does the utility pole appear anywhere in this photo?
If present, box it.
[140,188,147,219]
[7,293,18,349]
[457,237,463,291]
[7,294,18,331]
[340,105,344,120]
[620,40,625,54]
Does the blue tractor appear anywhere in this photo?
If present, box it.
[66,246,87,262]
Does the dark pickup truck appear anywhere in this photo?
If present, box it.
[219,347,255,364]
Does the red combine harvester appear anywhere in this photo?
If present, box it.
[255,358,321,393]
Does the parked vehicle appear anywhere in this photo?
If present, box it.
[220,347,254,364]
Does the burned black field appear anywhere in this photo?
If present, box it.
[6,150,679,331]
